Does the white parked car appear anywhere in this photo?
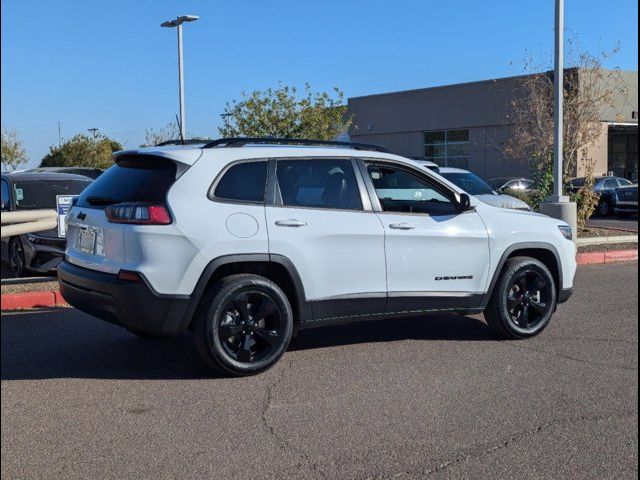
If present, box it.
[438,167,532,211]
[58,138,576,376]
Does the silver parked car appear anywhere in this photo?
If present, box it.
[439,168,531,211]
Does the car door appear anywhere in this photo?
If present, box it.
[266,158,387,321]
[361,160,490,313]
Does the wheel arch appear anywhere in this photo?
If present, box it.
[181,254,311,331]
[480,242,563,309]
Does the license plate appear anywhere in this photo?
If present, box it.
[78,229,96,254]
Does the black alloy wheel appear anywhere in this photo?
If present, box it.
[194,274,293,376]
[218,290,283,363]
[505,269,553,331]
[484,256,557,339]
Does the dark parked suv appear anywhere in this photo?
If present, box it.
[1,172,92,278]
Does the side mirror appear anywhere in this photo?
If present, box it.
[457,193,473,212]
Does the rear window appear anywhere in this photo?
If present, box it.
[13,179,91,210]
[76,156,177,208]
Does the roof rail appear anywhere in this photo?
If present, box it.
[155,139,208,146]
[201,137,390,153]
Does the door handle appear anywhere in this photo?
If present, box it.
[275,219,308,227]
[389,222,415,230]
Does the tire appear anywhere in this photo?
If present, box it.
[484,257,557,339]
[8,237,25,278]
[193,274,294,376]
[597,200,611,217]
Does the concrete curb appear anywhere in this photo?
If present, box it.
[576,249,638,265]
[1,290,67,310]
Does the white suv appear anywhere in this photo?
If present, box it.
[58,138,576,376]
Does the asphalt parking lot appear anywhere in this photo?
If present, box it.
[588,216,638,232]
[2,262,638,479]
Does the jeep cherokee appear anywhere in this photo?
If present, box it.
[58,138,576,376]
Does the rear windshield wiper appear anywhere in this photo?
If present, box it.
[86,196,120,206]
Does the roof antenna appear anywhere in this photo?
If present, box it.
[175,114,185,145]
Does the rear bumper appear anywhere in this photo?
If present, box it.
[57,261,190,335]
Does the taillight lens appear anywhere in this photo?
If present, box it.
[105,203,172,225]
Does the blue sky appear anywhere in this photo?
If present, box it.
[1,0,638,168]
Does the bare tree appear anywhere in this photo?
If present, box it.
[141,123,180,147]
[503,42,630,227]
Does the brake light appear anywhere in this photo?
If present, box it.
[105,203,172,225]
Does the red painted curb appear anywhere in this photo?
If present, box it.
[1,290,68,311]
[577,249,638,265]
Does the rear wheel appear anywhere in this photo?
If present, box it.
[194,274,293,376]
[597,199,611,217]
[484,257,557,339]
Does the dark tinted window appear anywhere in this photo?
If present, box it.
[1,179,10,210]
[367,164,456,215]
[13,179,91,210]
[276,159,362,211]
[76,156,176,208]
[213,161,268,203]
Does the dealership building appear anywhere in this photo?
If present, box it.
[347,69,638,182]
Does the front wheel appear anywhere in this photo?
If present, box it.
[484,257,557,339]
[193,274,293,376]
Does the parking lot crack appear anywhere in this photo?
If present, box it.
[503,342,638,371]
[260,358,329,478]
[376,410,638,479]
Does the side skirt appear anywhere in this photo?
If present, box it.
[300,294,484,330]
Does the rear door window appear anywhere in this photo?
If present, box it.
[212,161,268,203]
[275,159,363,211]
[76,156,176,208]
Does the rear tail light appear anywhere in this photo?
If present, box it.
[105,203,172,225]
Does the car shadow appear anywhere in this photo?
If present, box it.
[1,308,496,381]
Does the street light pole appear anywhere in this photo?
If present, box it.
[177,22,186,140]
[552,0,565,201]
[540,0,577,240]
[161,15,199,141]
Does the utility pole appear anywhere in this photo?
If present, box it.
[58,121,62,146]
[87,128,99,139]
[540,0,577,240]
[161,15,199,141]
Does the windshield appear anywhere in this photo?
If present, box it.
[441,172,495,195]
[12,179,91,210]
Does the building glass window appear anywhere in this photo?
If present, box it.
[423,129,470,169]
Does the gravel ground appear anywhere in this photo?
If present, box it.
[577,242,638,253]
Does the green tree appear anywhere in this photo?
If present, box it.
[41,134,123,169]
[1,128,29,172]
[219,83,351,140]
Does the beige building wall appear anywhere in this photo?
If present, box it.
[578,123,610,177]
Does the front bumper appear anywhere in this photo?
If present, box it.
[58,261,191,335]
